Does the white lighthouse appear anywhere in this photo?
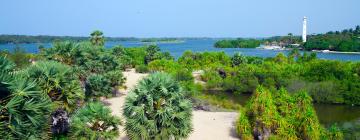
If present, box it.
[302,16,307,43]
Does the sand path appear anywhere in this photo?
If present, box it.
[105,69,238,140]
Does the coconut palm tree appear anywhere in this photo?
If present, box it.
[0,57,52,139]
[70,102,121,140]
[123,72,193,140]
[90,30,105,46]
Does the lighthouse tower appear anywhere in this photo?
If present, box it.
[302,16,307,43]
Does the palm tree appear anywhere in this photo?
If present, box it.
[43,41,76,65]
[90,30,105,46]
[123,72,193,140]
[0,57,52,139]
[23,61,84,112]
[231,52,248,66]
[70,102,121,140]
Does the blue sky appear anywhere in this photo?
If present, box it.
[0,0,359,37]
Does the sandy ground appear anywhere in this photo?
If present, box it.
[105,69,239,140]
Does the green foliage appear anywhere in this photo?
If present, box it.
[148,59,181,72]
[85,74,112,100]
[0,57,52,139]
[235,86,343,140]
[178,51,231,69]
[70,102,121,140]
[125,47,147,67]
[194,92,242,110]
[43,41,77,65]
[135,65,149,73]
[23,61,84,112]
[180,49,359,105]
[214,38,261,48]
[144,45,173,64]
[235,109,252,140]
[123,72,193,140]
[304,25,360,52]
[231,52,247,66]
[90,30,105,46]
[104,70,126,87]
[327,124,344,140]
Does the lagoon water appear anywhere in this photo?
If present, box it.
[1,39,360,61]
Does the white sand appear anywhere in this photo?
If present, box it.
[105,69,239,140]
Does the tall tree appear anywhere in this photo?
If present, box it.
[90,30,105,46]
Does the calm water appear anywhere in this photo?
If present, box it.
[204,91,360,139]
[1,39,360,61]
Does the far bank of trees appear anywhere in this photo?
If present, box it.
[214,25,360,52]
[214,39,261,48]
[304,25,360,52]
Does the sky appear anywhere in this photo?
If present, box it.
[0,0,359,38]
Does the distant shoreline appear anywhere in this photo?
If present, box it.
[311,50,360,54]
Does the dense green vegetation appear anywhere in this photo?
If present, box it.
[70,102,121,140]
[304,25,360,52]
[176,50,360,105]
[263,33,302,46]
[2,29,360,139]
[236,86,343,140]
[214,38,261,48]
[0,57,52,139]
[123,73,193,140]
[215,26,360,52]
[0,31,129,139]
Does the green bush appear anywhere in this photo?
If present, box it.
[70,102,121,140]
[24,61,84,112]
[123,72,193,140]
[104,70,126,87]
[235,86,343,140]
[173,69,194,82]
[85,74,112,99]
[135,65,149,73]
[0,57,52,139]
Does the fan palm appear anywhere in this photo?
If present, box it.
[70,102,121,140]
[85,74,112,100]
[123,72,193,140]
[0,57,52,139]
[90,30,105,46]
[23,61,84,112]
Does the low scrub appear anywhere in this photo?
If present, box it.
[70,102,121,140]
[235,86,344,140]
[123,72,193,140]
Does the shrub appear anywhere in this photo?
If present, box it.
[135,65,149,73]
[148,59,180,72]
[70,102,121,140]
[24,61,84,112]
[104,70,126,87]
[231,52,248,66]
[173,69,194,82]
[235,86,343,140]
[123,72,193,140]
[85,74,112,99]
[0,57,52,139]
[235,109,252,140]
